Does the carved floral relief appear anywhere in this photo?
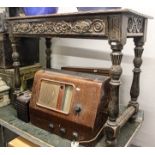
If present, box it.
[127,16,144,33]
[12,19,106,35]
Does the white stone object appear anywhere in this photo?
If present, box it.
[0,77,10,107]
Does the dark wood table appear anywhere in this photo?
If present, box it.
[7,9,152,146]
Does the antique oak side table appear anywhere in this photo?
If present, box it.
[7,9,152,146]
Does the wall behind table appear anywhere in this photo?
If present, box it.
[39,7,155,146]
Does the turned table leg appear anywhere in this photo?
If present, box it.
[45,38,52,68]
[128,37,144,118]
[105,42,123,146]
[10,36,21,92]
[108,42,123,122]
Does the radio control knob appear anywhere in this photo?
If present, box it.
[74,104,81,113]
[72,132,78,141]
[49,123,54,129]
[60,127,66,135]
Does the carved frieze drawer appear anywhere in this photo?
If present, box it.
[11,17,108,37]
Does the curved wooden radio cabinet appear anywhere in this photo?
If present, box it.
[29,69,110,145]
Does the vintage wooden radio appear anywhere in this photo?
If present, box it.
[29,69,110,145]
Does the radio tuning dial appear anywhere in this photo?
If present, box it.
[74,104,81,114]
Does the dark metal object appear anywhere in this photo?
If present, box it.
[7,9,151,146]
[16,91,31,123]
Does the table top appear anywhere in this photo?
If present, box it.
[0,104,144,147]
[7,8,152,41]
[7,9,152,20]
